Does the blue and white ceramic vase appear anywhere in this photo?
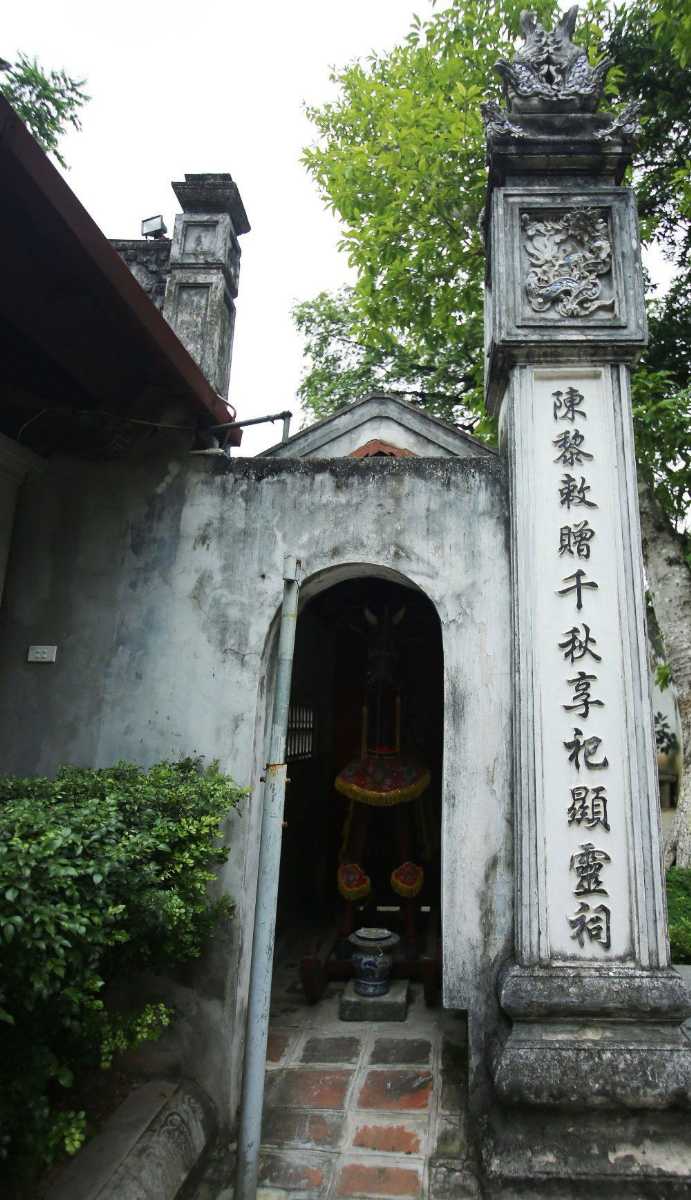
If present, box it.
[348,928,400,997]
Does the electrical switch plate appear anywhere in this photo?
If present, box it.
[27,645,58,663]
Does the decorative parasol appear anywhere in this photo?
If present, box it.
[335,754,430,808]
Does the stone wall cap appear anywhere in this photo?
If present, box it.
[484,112,632,187]
[171,173,250,235]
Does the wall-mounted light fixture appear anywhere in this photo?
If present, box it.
[141,215,167,240]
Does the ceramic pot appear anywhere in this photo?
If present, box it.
[348,927,400,997]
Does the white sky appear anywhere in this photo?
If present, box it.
[4,1,674,454]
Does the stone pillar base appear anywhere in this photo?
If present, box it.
[482,1107,691,1198]
[493,1020,691,1109]
[492,962,691,1109]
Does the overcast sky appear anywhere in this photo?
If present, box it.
[4,2,674,454]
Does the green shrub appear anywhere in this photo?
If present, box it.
[0,759,243,1179]
[667,867,691,963]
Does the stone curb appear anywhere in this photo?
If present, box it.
[47,1078,217,1200]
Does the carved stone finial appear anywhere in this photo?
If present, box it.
[494,6,612,114]
[594,100,643,143]
[480,99,527,140]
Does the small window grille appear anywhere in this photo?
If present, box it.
[286,703,315,760]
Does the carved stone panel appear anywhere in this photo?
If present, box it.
[170,283,211,361]
[163,271,235,396]
[170,211,241,297]
[485,187,647,412]
[519,206,616,322]
[182,220,220,257]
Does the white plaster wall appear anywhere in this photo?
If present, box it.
[0,450,512,1123]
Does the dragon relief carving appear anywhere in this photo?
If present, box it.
[480,99,527,139]
[594,100,644,143]
[495,6,611,113]
[521,207,615,319]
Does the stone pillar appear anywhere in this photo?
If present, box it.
[163,173,250,399]
[483,7,690,1127]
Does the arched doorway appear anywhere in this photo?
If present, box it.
[273,568,444,1001]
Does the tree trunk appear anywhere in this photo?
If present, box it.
[638,477,691,868]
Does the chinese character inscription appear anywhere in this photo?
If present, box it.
[547,385,616,954]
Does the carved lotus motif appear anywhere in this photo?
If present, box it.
[521,207,614,319]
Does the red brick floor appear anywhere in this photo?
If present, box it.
[352,1123,422,1155]
[249,952,468,1198]
[187,938,469,1199]
[335,1162,421,1196]
[356,1069,434,1112]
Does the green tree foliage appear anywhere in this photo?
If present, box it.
[293,0,691,517]
[293,0,621,430]
[651,0,691,72]
[0,52,88,169]
[0,760,242,1180]
[666,868,691,962]
[608,1,691,250]
[606,2,691,541]
[295,0,551,428]
[630,367,691,532]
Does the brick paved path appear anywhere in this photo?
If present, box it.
[190,945,469,1199]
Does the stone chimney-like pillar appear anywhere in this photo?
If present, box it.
[163,173,250,400]
[482,4,690,1154]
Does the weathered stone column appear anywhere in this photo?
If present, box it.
[483,8,691,1122]
[163,173,250,399]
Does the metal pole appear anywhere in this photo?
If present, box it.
[235,555,302,1200]
[207,410,293,433]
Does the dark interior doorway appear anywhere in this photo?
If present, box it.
[275,574,444,999]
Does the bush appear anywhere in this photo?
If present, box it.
[667,867,691,963]
[0,759,243,1179]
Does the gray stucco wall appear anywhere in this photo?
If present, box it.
[0,449,512,1123]
[111,239,172,311]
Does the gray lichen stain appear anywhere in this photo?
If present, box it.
[193,518,215,550]
[212,454,504,490]
[446,677,465,738]
[189,568,259,668]
[190,568,214,611]
[480,851,499,951]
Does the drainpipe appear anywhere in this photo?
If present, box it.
[235,554,302,1199]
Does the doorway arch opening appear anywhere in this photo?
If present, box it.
[274,568,444,1003]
